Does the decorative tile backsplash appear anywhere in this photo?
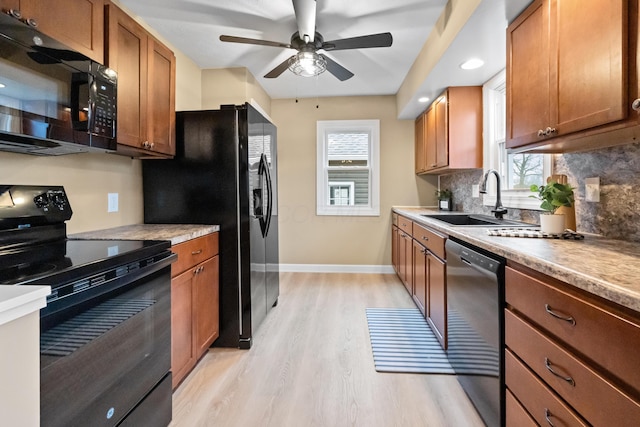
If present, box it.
[439,142,640,242]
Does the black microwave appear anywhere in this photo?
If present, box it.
[0,12,117,155]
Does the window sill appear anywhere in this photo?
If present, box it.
[316,206,380,216]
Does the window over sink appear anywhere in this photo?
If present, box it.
[316,120,380,216]
[483,70,552,210]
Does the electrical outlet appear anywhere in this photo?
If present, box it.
[585,177,600,202]
[472,184,480,198]
[108,193,119,212]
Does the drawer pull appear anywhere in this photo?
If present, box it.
[191,249,203,255]
[544,408,555,427]
[544,304,576,326]
[544,357,575,386]
[422,236,429,241]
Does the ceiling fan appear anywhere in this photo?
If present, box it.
[219,0,393,81]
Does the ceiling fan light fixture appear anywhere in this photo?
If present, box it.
[288,51,327,77]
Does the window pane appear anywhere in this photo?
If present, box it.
[328,169,369,205]
[327,132,369,166]
[329,185,352,205]
[507,153,544,189]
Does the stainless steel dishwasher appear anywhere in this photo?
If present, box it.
[445,237,505,427]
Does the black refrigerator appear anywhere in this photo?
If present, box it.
[142,103,279,349]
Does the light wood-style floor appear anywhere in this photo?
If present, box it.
[170,272,485,427]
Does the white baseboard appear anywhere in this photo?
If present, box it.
[279,264,395,274]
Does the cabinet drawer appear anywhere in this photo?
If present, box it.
[412,222,446,259]
[506,309,640,427]
[505,390,537,427]
[506,266,640,393]
[397,215,413,235]
[506,349,587,427]
[171,233,219,277]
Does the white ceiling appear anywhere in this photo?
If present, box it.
[119,0,532,117]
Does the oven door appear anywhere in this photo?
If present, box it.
[38,258,174,427]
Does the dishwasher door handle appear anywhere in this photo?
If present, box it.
[459,255,496,277]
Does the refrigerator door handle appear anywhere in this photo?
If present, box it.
[257,154,268,237]
[264,154,273,237]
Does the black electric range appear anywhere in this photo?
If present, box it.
[0,185,176,427]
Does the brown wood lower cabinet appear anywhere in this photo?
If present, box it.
[412,239,427,315]
[392,214,448,349]
[171,233,219,389]
[505,263,640,426]
[426,252,446,348]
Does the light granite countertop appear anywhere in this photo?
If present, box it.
[70,224,219,246]
[393,207,640,313]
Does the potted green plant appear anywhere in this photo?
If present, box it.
[529,181,575,233]
[436,189,453,211]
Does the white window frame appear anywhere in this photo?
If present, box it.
[482,70,552,210]
[316,120,380,216]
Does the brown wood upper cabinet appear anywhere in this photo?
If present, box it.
[414,113,427,173]
[0,0,104,62]
[507,0,635,153]
[415,87,482,175]
[104,2,176,157]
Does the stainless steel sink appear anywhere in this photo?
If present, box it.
[422,213,537,227]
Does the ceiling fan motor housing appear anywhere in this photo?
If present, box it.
[290,31,325,51]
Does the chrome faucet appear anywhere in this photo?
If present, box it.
[480,169,508,219]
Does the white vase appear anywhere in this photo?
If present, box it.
[540,213,565,234]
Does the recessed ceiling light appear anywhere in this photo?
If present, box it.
[460,58,484,70]
[418,97,430,103]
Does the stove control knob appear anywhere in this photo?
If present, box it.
[33,193,49,208]
[50,192,67,210]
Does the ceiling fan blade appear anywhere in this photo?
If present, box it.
[322,32,393,51]
[220,35,291,49]
[264,56,295,78]
[321,55,354,81]
[292,0,316,42]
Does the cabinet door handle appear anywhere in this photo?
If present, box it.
[422,236,429,241]
[544,304,576,326]
[538,129,546,137]
[544,408,555,427]
[544,357,575,386]
[545,127,557,136]
[632,99,640,111]
[192,249,203,255]
[24,17,37,27]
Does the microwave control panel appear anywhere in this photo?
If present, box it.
[91,77,116,139]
